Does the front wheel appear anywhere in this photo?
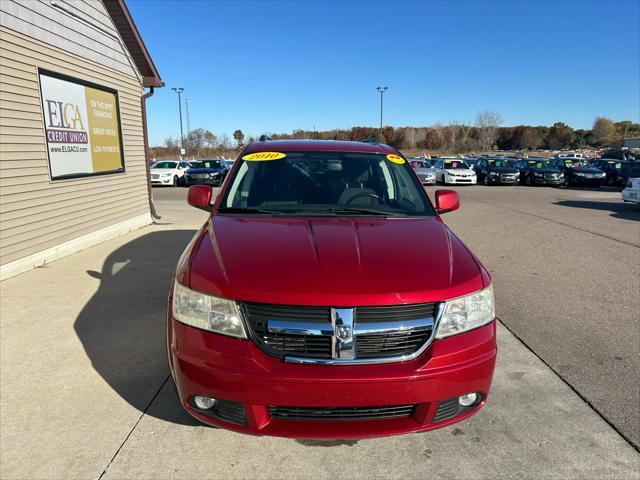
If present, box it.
[172,175,178,187]
[525,175,533,186]
[482,175,489,186]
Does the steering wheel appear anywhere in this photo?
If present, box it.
[344,192,380,205]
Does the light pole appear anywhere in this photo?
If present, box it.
[171,87,184,158]
[185,97,191,136]
[376,86,388,132]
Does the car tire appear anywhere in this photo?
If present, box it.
[482,175,489,186]
[525,175,533,186]
[172,175,178,187]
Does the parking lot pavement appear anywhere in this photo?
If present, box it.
[437,185,640,450]
[0,185,638,479]
[100,321,638,480]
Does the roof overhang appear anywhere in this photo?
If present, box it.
[103,0,163,88]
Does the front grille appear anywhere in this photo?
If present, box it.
[268,404,415,421]
[242,302,437,362]
[356,330,431,358]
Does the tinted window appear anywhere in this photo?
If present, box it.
[221,152,434,217]
[151,161,177,169]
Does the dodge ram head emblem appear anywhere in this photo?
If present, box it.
[336,325,352,341]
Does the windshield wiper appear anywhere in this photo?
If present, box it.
[307,207,393,216]
[217,207,283,215]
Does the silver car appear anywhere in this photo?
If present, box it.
[409,158,436,185]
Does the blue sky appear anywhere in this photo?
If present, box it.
[128,0,640,146]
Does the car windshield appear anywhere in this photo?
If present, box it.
[411,160,429,169]
[487,159,514,168]
[151,161,177,169]
[443,160,469,170]
[528,161,549,169]
[220,151,434,217]
[191,160,222,169]
[564,159,586,167]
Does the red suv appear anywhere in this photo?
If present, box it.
[167,140,496,438]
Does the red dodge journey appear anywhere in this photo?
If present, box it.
[167,139,496,438]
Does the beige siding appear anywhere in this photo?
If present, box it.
[0,26,150,265]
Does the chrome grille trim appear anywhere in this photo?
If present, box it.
[242,301,443,365]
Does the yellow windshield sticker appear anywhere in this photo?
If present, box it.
[242,152,286,161]
[386,154,405,164]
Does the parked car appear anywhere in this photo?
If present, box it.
[433,158,477,184]
[473,158,519,185]
[619,161,640,186]
[184,159,229,187]
[514,158,564,186]
[409,159,436,184]
[150,160,190,186]
[463,157,479,169]
[589,159,626,186]
[622,178,640,204]
[169,140,496,438]
[548,158,606,187]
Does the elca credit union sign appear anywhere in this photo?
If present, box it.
[38,70,124,179]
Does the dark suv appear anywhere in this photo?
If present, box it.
[514,158,564,186]
[473,158,520,185]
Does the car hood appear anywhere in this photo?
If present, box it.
[445,169,475,175]
[532,168,561,174]
[489,167,518,174]
[150,168,175,175]
[570,167,603,173]
[188,216,485,305]
[187,168,223,174]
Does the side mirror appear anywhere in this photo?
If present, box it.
[435,189,460,214]
[187,185,213,211]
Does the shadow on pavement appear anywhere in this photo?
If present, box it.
[554,200,640,221]
[74,230,200,426]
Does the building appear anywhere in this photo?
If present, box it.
[0,0,162,280]
[624,138,640,149]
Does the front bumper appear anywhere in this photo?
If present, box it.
[167,311,497,438]
[487,175,518,185]
[444,176,476,184]
[185,175,221,186]
[419,176,436,185]
[622,188,640,203]
[151,176,174,185]
[572,176,606,186]
[533,176,563,185]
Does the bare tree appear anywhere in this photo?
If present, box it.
[448,122,461,153]
[218,133,232,150]
[475,111,503,152]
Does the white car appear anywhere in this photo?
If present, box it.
[150,160,190,186]
[622,178,640,204]
[433,158,477,185]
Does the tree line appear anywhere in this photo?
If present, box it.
[150,113,639,160]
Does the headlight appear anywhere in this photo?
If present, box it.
[436,285,495,339]
[534,172,543,177]
[576,173,585,177]
[161,173,172,177]
[172,282,247,338]
[490,172,497,176]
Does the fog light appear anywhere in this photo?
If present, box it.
[458,393,477,407]
[194,395,217,410]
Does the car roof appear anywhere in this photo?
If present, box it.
[243,139,397,155]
